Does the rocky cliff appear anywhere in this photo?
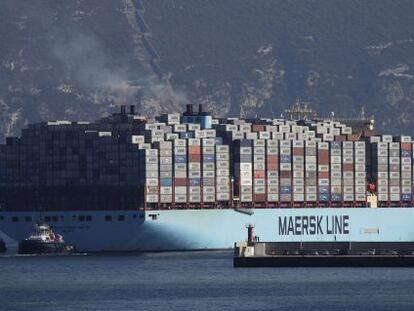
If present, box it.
[1,0,414,140]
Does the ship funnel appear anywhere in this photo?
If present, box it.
[130,105,135,115]
[120,105,126,114]
[186,104,193,115]
[198,104,203,114]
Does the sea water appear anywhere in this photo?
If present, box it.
[1,250,414,311]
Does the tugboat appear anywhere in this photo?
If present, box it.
[18,224,75,255]
[0,238,6,253]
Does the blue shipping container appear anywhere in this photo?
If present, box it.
[402,194,412,201]
[280,155,291,163]
[160,178,173,187]
[174,155,187,163]
[331,193,342,201]
[319,193,329,201]
[236,139,252,147]
[179,132,194,139]
[214,137,223,145]
[203,154,215,162]
[280,186,292,194]
[331,141,341,149]
[318,186,330,194]
[189,178,201,186]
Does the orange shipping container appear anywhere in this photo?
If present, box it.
[267,163,278,170]
[188,146,201,155]
[188,154,201,162]
[343,163,353,171]
[266,155,278,163]
[293,148,304,156]
[318,172,329,178]
[254,171,265,179]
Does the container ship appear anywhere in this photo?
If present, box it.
[1,103,414,252]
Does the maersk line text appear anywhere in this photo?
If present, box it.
[278,215,350,236]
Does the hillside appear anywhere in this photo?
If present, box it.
[1,0,414,140]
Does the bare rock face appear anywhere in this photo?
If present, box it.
[2,0,414,140]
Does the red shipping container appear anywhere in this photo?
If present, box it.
[267,163,278,170]
[280,171,291,178]
[254,171,265,179]
[342,163,353,171]
[401,143,411,150]
[347,134,359,141]
[174,178,187,186]
[252,124,265,132]
[266,155,278,163]
[318,172,329,178]
[318,150,329,157]
[335,135,346,141]
[188,154,201,162]
[188,146,201,154]
[293,148,304,156]
[254,194,266,202]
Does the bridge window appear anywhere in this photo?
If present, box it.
[52,216,58,222]
[12,216,19,222]
[105,215,112,222]
[78,215,85,222]
[118,215,125,221]
[86,216,92,222]
[25,216,32,222]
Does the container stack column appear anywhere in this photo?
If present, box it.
[292,140,304,204]
[188,138,201,204]
[253,139,266,204]
[305,141,317,204]
[279,140,292,204]
[317,142,330,205]
[202,138,216,205]
[266,140,279,204]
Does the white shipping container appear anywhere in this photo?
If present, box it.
[160,195,173,203]
[343,194,354,201]
[146,195,159,203]
[160,186,173,195]
[355,193,366,201]
[240,194,253,202]
[203,186,215,194]
[306,193,317,201]
[217,193,230,201]
[189,195,201,202]
[174,195,187,203]
[216,169,230,177]
[217,185,230,193]
[267,194,279,202]
[390,194,400,202]
[189,171,201,178]
[378,194,388,201]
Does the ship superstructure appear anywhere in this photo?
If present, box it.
[0,104,413,251]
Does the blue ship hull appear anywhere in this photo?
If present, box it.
[1,207,414,252]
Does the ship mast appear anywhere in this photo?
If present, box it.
[285,99,316,121]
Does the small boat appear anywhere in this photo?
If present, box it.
[18,224,75,255]
[0,238,6,253]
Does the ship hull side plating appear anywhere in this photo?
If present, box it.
[1,207,414,252]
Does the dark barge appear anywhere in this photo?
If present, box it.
[234,225,414,267]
